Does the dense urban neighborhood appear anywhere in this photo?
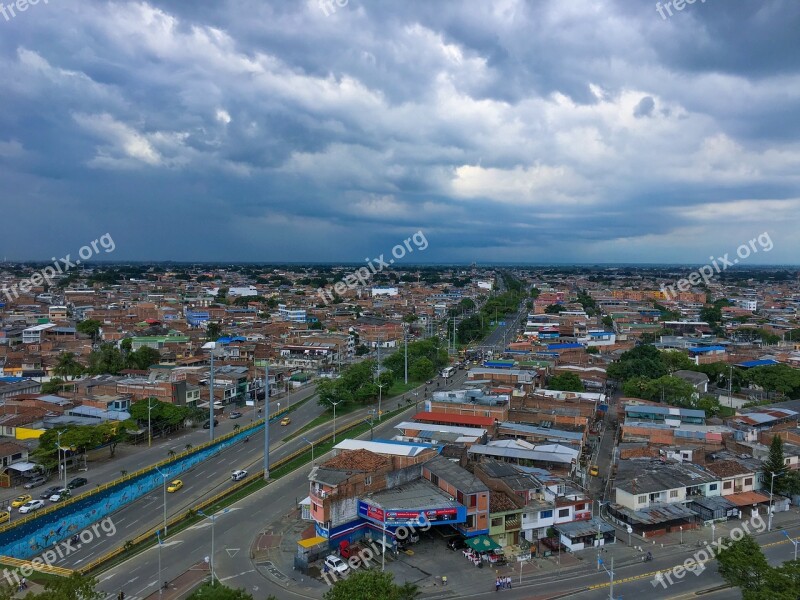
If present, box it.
[0,264,799,599]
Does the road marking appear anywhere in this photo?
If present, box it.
[226,548,240,558]
[218,569,255,581]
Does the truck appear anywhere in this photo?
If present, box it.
[441,366,456,378]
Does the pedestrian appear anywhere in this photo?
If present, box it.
[506,575,511,589]
[21,577,27,589]
[495,577,500,592]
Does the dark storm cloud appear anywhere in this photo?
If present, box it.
[0,0,798,263]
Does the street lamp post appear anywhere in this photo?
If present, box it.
[264,361,270,481]
[148,398,155,448]
[156,530,164,598]
[404,323,408,384]
[302,437,315,464]
[202,342,220,442]
[56,429,67,490]
[377,383,385,421]
[598,556,615,600]
[679,526,683,545]
[197,509,229,585]
[768,471,782,532]
[711,523,715,545]
[155,467,168,536]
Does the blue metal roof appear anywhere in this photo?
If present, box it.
[688,345,726,353]
[736,359,779,368]
[547,343,583,350]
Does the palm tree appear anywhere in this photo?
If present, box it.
[120,470,127,478]
[167,449,176,459]
[233,424,241,433]
[54,352,83,381]
[184,444,193,452]
[397,582,420,599]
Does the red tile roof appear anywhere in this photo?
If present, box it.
[413,411,494,428]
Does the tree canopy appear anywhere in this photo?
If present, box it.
[547,372,584,392]
[187,581,273,600]
[323,570,419,600]
[716,534,800,600]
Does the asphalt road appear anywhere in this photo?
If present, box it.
[93,388,449,600]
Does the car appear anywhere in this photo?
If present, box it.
[447,537,467,551]
[23,476,47,489]
[280,417,291,426]
[0,511,9,524]
[49,489,71,502]
[167,479,183,493]
[67,477,88,489]
[426,380,433,385]
[323,555,349,575]
[11,495,32,508]
[18,500,44,514]
[229,411,242,419]
[589,465,600,477]
[231,470,248,481]
[203,419,219,429]
[40,486,61,500]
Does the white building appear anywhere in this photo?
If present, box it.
[278,304,307,322]
[22,323,56,344]
[371,287,398,297]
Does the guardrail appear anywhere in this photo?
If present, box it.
[0,555,74,577]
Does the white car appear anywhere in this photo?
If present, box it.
[324,555,349,575]
[19,499,45,514]
[231,470,248,481]
[49,489,70,502]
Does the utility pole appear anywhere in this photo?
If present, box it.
[209,345,216,441]
[148,398,154,448]
[404,323,408,384]
[264,360,270,481]
[728,364,733,408]
[329,399,342,444]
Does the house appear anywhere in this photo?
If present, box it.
[672,370,710,395]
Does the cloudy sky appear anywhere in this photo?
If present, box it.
[1,0,799,264]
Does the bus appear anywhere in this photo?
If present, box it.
[441,366,456,378]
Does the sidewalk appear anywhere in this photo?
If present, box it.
[141,561,210,600]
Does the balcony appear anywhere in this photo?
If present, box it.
[505,517,521,531]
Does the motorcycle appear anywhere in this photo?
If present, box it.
[643,552,653,562]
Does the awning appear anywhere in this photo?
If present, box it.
[297,536,327,549]
[7,462,38,472]
[465,535,501,552]
[299,496,312,506]
[725,491,771,507]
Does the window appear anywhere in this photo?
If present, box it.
[457,491,464,504]
[576,503,586,511]
[558,508,569,518]
[540,509,553,519]
[491,518,503,528]
[724,481,733,489]
[430,474,439,486]
[638,495,647,505]
[709,484,717,491]
[670,490,679,498]
[364,476,372,486]
[470,494,477,507]
[466,514,475,528]
[745,478,753,486]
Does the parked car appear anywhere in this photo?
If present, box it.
[23,476,47,489]
[40,486,61,500]
[11,495,32,508]
[280,417,291,426]
[49,489,71,502]
[167,480,183,493]
[323,555,349,575]
[447,537,466,551]
[18,499,44,514]
[0,511,9,524]
[229,411,243,419]
[231,470,248,481]
[203,419,219,429]
[67,477,88,489]
[589,465,600,477]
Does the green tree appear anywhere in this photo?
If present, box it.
[206,321,223,341]
[86,343,126,375]
[186,581,265,600]
[661,351,694,373]
[323,570,419,600]
[125,346,162,370]
[409,357,435,381]
[42,377,68,394]
[547,372,584,392]
[544,304,563,314]
[715,534,773,595]
[76,319,102,342]
[54,352,83,380]
[30,572,104,600]
[764,435,788,491]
